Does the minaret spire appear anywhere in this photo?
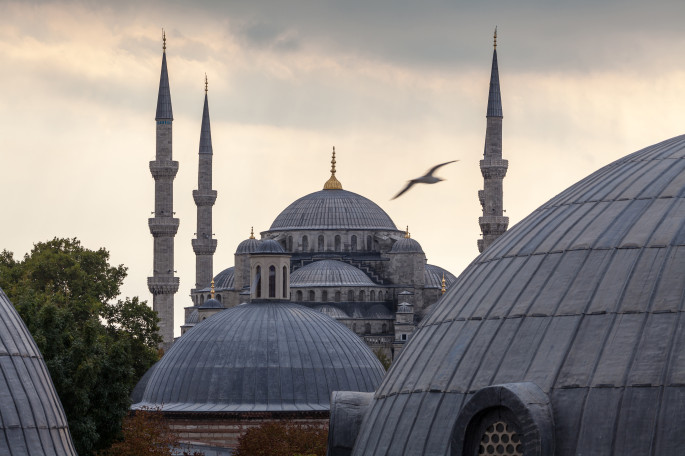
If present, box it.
[478,29,509,253]
[148,33,180,350]
[323,146,343,190]
[192,75,218,295]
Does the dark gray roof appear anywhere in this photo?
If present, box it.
[424,263,456,289]
[351,134,685,455]
[366,304,393,319]
[486,48,502,117]
[132,301,385,412]
[254,239,285,254]
[198,267,234,292]
[268,189,398,231]
[389,237,424,253]
[155,51,173,121]
[199,93,212,154]
[0,288,77,455]
[314,305,350,319]
[290,260,375,287]
[235,238,261,254]
[199,298,222,309]
[187,309,200,324]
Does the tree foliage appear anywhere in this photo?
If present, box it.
[234,421,328,456]
[0,238,161,455]
[374,348,392,370]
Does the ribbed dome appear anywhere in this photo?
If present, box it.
[314,304,350,319]
[187,309,200,324]
[132,302,385,412]
[213,266,234,290]
[366,303,393,319]
[0,288,77,455]
[199,298,222,309]
[290,260,375,287]
[269,189,398,231]
[423,264,456,289]
[235,238,260,254]
[389,237,424,253]
[351,135,685,455]
[254,239,285,254]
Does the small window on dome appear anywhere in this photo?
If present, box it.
[255,266,262,298]
[287,236,293,251]
[364,322,371,334]
[348,290,355,302]
[309,290,315,301]
[335,235,341,251]
[296,290,303,301]
[335,291,341,302]
[322,290,328,302]
[216,294,221,303]
[302,236,309,252]
[359,290,366,301]
[370,290,376,301]
[282,266,287,297]
[318,235,325,251]
[269,266,276,298]
[351,235,357,252]
[366,235,372,251]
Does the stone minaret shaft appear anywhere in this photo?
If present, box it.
[148,35,179,348]
[478,31,509,253]
[191,79,217,292]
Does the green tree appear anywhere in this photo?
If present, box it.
[0,238,161,455]
[234,421,328,456]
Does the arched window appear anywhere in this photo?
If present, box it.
[255,266,262,298]
[382,323,387,333]
[302,235,309,252]
[318,235,325,251]
[200,295,205,305]
[335,291,341,302]
[283,266,288,298]
[385,290,390,301]
[322,290,328,302]
[351,235,357,252]
[268,265,276,298]
[359,290,366,301]
[367,235,372,251]
[309,290,316,301]
[370,290,376,301]
[334,235,341,251]
[287,236,293,251]
[296,290,303,301]
[364,323,371,334]
[216,294,222,303]
[348,290,355,301]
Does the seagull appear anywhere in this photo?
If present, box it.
[392,160,459,200]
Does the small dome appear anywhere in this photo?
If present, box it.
[235,238,261,254]
[424,264,456,289]
[132,302,385,412]
[314,305,350,319]
[187,309,200,324]
[291,260,375,287]
[199,298,222,309]
[0,288,77,455]
[390,237,424,253]
[254,239,286,254]
[197,267,234,292]
[366,303,393,319]
[269,189,398,231]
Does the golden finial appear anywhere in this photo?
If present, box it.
[441,273,446,295]
[211,279,215,299]
[404,226,411,239]
[162,29,166,52]
[323,146,343,190]
[249,227,255,239]
[493,26,497,49]
[204,73,208,94]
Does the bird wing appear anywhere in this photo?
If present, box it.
[392,180,416,200]
[426,160,459,177]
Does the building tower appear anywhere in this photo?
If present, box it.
[478,28,509,253]
[148,31,180,349]
[191,75,218,295]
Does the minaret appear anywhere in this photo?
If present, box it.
[148,31,180,349]
[191,74,218,294]
[478,28,509,253]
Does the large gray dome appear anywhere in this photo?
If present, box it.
[0,288,76,455]
[290,260,375,287]
[132,301,385,412]
[351,135,685,455]
[269,189,398,231]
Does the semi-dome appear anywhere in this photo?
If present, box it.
[349,135,685,455]
[132,301,385,412]
[389,237,424,253]
[198,298,222,309]
[269,189,398,231]
[424,264,456,289]
[187,308,200,324]
[254,239,285,254]
[314,304,350,319]
[290,260,375,287]
[0,288,77,455]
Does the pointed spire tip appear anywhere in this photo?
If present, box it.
[162,28,166,52]
[204,73,208,94]
[323,146,343,190]
[493,26,497,49]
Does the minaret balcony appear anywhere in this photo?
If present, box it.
[192,190,217,206]
[478,190,485,207]
[479,216,510,235]
[148,217,180,237]
[480,159,508,179]
[192,238,218,255]
[149,160,179,179]
[147,276,180,295]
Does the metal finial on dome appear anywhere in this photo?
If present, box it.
[405,226,411,239]
[323,146,343,190]
[493,26,497,49]
[204,73,208,93]
[211,279,215,299]
[162,28,166,52]
[249,227,255,239]
[441,273,446,295]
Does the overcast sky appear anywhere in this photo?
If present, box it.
[1,0,684,336]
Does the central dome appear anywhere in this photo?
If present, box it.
[269,189,398,231]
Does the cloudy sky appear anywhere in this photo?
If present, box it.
[1,0,684,336]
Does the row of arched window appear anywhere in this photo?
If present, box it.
[194,293,222,305]
[351,322,388,335]
[285,234,377,252]
[254,265,288,298]
[293,289,388,302]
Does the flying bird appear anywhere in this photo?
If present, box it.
[392,160,459,200]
